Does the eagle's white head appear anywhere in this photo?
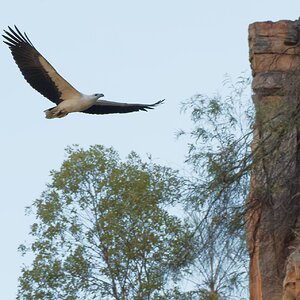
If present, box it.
[93,93,104,99]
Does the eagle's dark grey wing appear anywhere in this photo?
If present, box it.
[82,99,165,115]
[2,26,80,104]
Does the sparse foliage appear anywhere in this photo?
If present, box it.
[179,75,253,298]
[178,70,300,299]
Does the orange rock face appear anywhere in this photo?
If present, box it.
[248,19,300,300]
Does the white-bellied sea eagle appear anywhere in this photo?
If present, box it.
[3,26,164,119]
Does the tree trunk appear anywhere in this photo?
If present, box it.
[248,19,300,300]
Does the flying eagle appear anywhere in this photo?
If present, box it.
[3,26,164,119]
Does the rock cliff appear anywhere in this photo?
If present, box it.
[248,19,300,300]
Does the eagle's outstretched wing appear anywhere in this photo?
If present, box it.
[82,99,165,115]
[2,26,80,104]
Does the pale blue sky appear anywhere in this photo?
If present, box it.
[1,1,299,298]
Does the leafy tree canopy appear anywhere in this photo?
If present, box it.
[18,145,193,300]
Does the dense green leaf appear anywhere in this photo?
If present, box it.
[18,145,192,300]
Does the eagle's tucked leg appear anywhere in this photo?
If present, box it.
[44,107,68,119]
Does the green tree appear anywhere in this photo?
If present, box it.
[17,145,193,300]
